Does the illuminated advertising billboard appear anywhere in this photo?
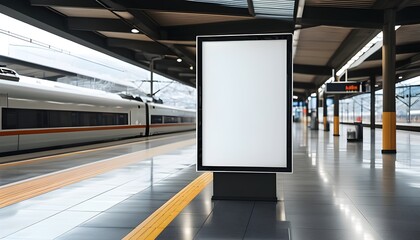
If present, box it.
[197,34,293,173]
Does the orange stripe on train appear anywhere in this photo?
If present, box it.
[0,123,196,136]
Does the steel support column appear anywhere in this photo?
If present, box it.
[370,75,376,129]
[334,95,340,136]
[382,9,396,154]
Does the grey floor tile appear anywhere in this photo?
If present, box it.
[194,227,246,240]
[81,211,153,228]
[56,227,132,240]
[157,227,200,240]
[167,213,209,228]
[290,228,365,240]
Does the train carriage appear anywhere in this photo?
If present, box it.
[0,68,195,154]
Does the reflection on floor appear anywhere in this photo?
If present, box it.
[160,123,420,240]
[2,124,420,240]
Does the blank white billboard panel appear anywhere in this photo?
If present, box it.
[197,34,292,172]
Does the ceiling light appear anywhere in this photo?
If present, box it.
[398,76,403,79]
[177,58,182,63]
[131,28,140,34]
[190,66,193,70]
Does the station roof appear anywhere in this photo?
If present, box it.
[0,0,420,99]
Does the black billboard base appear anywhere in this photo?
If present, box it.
[212,172,277,201]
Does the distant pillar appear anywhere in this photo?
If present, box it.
[382,9,396,154]
[333,95,340,136]
[313,91,319,130]
[323,95,328,131]
[304,100,309,126]
[370,75,376,129]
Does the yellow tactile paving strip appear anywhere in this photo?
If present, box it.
[124,172,213,240]
[0,134,189,168]
[0,139,196,209]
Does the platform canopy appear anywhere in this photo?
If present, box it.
[0,0,420,98]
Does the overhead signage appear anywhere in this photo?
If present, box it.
[326,82,361,94]
[197,33,293,173]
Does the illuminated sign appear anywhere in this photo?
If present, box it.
[326,82,361,94]
[197,33,292,173]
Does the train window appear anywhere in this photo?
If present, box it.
[163,116,178,124]
[151,115,163,124]
[50,110,72,127]
[18,109,48,129]
[1,108,128,129]
[117,114,128,125]
[181,117,196,123]
[2,108,18,129]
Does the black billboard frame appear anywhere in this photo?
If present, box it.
[197,33,293,173]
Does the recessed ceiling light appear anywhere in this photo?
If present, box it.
[177,58,182,63]
[398,76,403,79]
[131,28,140,34]
[190,66,193,70]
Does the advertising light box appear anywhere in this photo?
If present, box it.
[197,34,293,173]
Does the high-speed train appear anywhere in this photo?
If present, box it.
[0,68,196,154]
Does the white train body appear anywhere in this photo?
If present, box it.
[148,103,196,135]
[0,74,195,154]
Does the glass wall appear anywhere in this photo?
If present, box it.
[395,85,420,124]
[337,76,420,126]
[293,76,420,127]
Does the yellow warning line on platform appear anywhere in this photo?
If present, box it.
[0,133,192,168]
[124,172,213,240]
[0,139,196,209]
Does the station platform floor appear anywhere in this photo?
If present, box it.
[0,124,420,239]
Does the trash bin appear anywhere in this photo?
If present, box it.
[347,129,357,141]
[347,123,363,142]
[355,123,363,141]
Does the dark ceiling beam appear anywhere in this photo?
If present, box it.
[300,7,383,29]
[155,59,189,69]
[299,6,420,29]
[67,17,131,32]
[294,64,331,76]
[293,82,316,90]
[347,67,382,79]
[107,0,250,16]
[373,0,412,10]
[171,45,195,66]
[107,38,173,55]
[348,58,413,78]
[128,9,162,40]
[163,19,294,41]
[397,53,420,70]
[179,72,196,78]
[396,6,420,25]
[367,42,420,61]
[134,53,148,62]
[30,0,101,8]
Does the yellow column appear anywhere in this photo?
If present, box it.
[323,116,328,130]
[382,112,396,153]
[334,116,340,136]
[333,95,339,136]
